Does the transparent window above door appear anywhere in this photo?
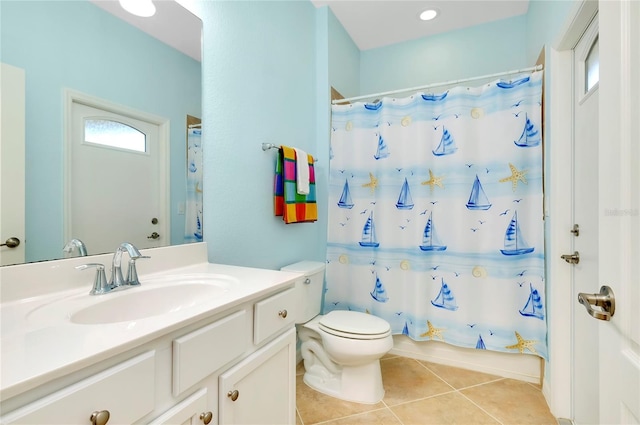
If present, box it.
[585,35,599,92]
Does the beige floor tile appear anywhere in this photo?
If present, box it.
[320,408,402,425]
[381,357,454,406]
[461,378,557,425]
[296,355,557,425]
[420,360,501,389]
[391,392,501,425]
[296,375,384,425]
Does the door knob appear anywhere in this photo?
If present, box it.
[578,285,615,321]
[561,251,580,264]
[570,224,580,236]
[1,237,20,248]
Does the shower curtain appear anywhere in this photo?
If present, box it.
[325,70,547,359]
[185,127,203,242]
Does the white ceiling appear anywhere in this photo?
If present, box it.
[91,0,530,61]
[90,0,202,61]
[311,0,530,51]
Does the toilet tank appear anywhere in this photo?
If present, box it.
[280,261,326,323]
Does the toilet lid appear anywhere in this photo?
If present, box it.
[318,311,390,338]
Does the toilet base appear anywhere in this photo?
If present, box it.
[303,360,385,404]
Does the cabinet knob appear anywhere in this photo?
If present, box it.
[89,410,110,425]
[199,411,213,424]
[227,389,239,401]
[278,309,288,318]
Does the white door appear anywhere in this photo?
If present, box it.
[597,1,639,423]
[571,15,600,424]
[0,63,26,265]
[67,98,168,256]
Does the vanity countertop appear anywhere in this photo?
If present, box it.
[0,243,302,401]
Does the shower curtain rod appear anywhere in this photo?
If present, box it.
[332,64,543,105]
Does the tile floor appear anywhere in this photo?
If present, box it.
[295,354,558,425]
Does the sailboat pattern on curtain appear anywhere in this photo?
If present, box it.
[326,71,547,359]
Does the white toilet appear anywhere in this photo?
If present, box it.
[281,261,393,404]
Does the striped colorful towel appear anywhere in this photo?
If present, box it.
[274,146,317,223]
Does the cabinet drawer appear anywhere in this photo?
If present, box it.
[253,287,296,345]
[173,309,248,396]
[149,388,209,425]
[1,351,155,425]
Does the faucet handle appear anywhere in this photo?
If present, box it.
[126,255,150,286]
[76,263,113,295]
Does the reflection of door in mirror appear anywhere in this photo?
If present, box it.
[1,0,201,264]
[1,63,26,266]
[66,94,169,256]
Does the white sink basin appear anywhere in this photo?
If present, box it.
[26,273,236,326]
[72,283,226,324]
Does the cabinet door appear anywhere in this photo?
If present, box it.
[218,328,296,425]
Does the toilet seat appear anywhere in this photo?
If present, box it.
[318,310,391,340]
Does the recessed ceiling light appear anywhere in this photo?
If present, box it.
[419,9,439,21]
[119,0,156,17]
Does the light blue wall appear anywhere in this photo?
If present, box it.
[200,0,325,269]
[526,0,575,64]
[1,1,201,263]
[360,15,529,95]
[327,8,360,99]
[196,1,575,274]
[315,7,331,269]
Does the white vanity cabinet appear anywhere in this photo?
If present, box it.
[165,287,298,425]
[0,274,299,425]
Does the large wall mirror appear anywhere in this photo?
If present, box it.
[0,0,202,266]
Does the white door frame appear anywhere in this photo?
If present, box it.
[62,89,171,248]
[546,0,598,419]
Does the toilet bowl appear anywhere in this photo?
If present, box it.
[281,262,393,404]
[298,310,393,404]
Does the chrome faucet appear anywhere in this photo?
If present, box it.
[77,242,149,295]
[63,238,87,257]
[109,242,150,288]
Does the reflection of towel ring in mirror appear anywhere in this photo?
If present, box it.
[195,182,203,193]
